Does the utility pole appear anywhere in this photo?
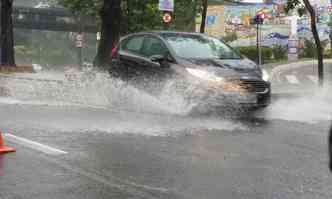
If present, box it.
[258,24,262,66]
[256,23,260,66]
[254,12,264,66]
[76,16,83,68]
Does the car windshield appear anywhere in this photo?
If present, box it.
[162,33,241,59]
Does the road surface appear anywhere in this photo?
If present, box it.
[0,95,331,199]
[0,66,332,199]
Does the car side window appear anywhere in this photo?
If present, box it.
[121,36,144,55]
[141,36,168,58]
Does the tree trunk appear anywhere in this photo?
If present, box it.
[93,0,121,68]
[200,0,208,33]
[303,0,323,86]
[0,0,15,66]
[189,0,199,32]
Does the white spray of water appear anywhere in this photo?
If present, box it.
[0,106,246,136]
[257,87,332,123]
[3,71,195,115]
[3,70,247,116]
[0,70,247,135]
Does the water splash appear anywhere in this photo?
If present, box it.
[256,87,332,123]
[0,70,249,135]
[2,70,246,116]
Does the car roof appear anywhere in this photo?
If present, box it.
[127,31,206,37]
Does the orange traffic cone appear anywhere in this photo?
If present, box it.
[0,131,15,154]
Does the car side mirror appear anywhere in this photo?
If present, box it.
[150,55,165,62]
[150,55,170,68]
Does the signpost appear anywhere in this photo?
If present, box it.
[287,16,299,62]
[75,33,83,48]
[159,0,174,12]
[75,33,83,67]
[159,0,174,29]
[253,12,265,67]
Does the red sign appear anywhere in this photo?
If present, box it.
[163,13,172,23]
[328,5,332,13]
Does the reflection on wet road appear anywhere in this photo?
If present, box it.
[0,97,331,198]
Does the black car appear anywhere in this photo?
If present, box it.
[110,31,271,112]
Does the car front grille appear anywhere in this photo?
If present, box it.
[239,79,268,93]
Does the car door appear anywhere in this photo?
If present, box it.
[117,35,146,82]
[138,35,174,94]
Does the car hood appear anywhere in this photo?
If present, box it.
[180,58,262,80]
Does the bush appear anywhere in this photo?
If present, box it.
[236,46,272,63]
[300,39,328,58]
[222,32,238,43]
[324,49,332,58]
[300,39,316,58]
[272,45,287,60]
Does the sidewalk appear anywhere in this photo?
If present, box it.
[266,59,332,98]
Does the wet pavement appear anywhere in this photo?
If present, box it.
[0,100,331,199]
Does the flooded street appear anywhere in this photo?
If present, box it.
[1,0,332,198]
[0,71,332,199]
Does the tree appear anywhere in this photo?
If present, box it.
[328,15,332,58]
[200,0,208,33]
[286,0,324,86]
[122,0,200,33]
[59,0,120,68]
[0,0,15,66]
[59,0,202,67]
[94,0,121,67]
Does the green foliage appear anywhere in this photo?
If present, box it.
[299,39,328,58]
[58,0,102,17]
[272,45,287,60]
[236,46,273,63]
[122,1,163,33]
[58,0,201,33]
[14,29,99,66]
[284,0,305,15]
[301,39,316,58]
[323,48,331,58]
[328,16,332,27]
[222,33,238,43]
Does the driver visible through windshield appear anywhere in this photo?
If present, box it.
[161,33,241,60]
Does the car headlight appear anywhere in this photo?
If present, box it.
[262,69,270,81]
[186,68,223,82]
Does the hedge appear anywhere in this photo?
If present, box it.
[235,46,273,64]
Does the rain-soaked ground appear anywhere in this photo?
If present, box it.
[0,70,332,199]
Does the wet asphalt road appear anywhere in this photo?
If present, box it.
[0,99,331,199]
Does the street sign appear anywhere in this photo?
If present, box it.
[163,13,172,23]
[159,0,174,12]
[96,32,101,41]
[75,40,83,48]
[288,35,298,61]
[76,34,83,41]
[328,5,332,13]
[254,12,265,24]
[206,15,216,25]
